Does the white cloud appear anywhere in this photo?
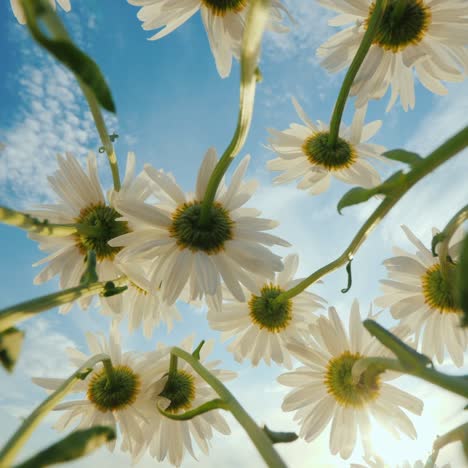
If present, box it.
[0,37,117,207]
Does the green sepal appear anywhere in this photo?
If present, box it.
[363,319,433,371]
[431,232,446,257]
[0,327,25,373]
[383,149,422,167]
[337,171,406,213]
[14,426,116,468]
[456,234,468,327]
[22,0,115,113]
[263,426,298,444]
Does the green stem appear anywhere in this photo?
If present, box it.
[328,0,386,146]
[168,353,178,378]
[171,347,287,468]
[40,7,121,191]
[0,206,76,237]
[198,0,270,226]
[438,204,468,283]
[102,358,114,384]
[353,356,468,399]
[432,422,468,460]
[0,353,110,467]
[0,277,127,333]
[390,0,407,25]
[158,398,229,421]
[276,126,468,302]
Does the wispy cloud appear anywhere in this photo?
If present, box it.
[0,30,117,207]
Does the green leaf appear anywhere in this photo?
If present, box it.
[22,0,115,113]
[15,426,115,468]
[192,340,205,360]
[341,259,353,293]
[337,187,378,214]
[456,234,468,327]
[337,171,406,213]
[101,282,128,297]
[0,327,24,373]
[363,319,433,371]
[431,232,446,257]
[383,149,423,166]
[263,426,298,444]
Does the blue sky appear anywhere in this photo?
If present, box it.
[0,1,467,467]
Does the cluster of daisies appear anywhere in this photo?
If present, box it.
[6,0,468,466]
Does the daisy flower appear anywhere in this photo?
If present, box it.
[266,98,385,195]
[10,0,71,24]
[133,336,236,466]
[29,151,153,314]
[375,225,467,367]
[208,254,326,368]
[317,0,468,111]
[110,148,289,307]
[278,301,423,459]
[108,261,182,337]
[32,326,169,456]
[128,0,289,78]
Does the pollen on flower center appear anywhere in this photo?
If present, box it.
[87,365,141,412]
[169,201,234,255]
[302,132,356,171]
[421,263,460,314]
[324,351,380,408]
[248,284,292,333]
[74,203,130,260]
[201,0,248,16]
[367,0,432,52]
[159,370,196,412]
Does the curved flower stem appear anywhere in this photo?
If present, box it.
[158,398,229,421]
[171,347,287,468]
[352,356,468,398]
[0,277,127,333]
[432,422,468,461]
[0,353,111,467]
[276,126,468,303]
[327,0,386,146]
[40,5,121,191]
[438,204,468,283]
[198,0,270,226]
[0,206,76,237]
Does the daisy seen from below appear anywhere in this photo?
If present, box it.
[132,336,236,466]
[111,148,289,308]
[107,262,182,337]
[317,0,468,111]
[29,151,153,314]
[375,224,467,366]
[32,326,169,457]
[266,98,385,195]
[127,0,289,78]
[278,301,423,459]
[208,253,326,368]
[10,0,71,24]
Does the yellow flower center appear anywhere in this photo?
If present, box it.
[421,263,460,314]
[201,0,248,16]
[324,351,380,408]
[302,131,356,171]
[248,284,292,333]
[367,0,431,53]
[87,365,141,412]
